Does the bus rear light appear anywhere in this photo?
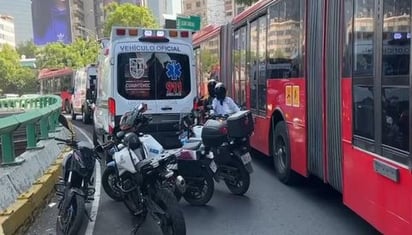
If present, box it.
[169,31,178,37]
[116,28,126,36]
[129,28,138,36]
[108,97,116,134]
[181,31,189,38]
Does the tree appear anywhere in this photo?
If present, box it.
[0,44,37,94]
[36,38,99,69]
[16,40,38,58]
[103,3,159,37]
[234,0,259,6]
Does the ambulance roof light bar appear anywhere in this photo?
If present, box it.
[112,27,191,40]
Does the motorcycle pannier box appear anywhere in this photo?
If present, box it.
[201,119,227,147]
[227,110,254,138]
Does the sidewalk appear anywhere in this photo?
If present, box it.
[0,127,71,235]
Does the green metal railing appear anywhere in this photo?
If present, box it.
[0,95,62,166]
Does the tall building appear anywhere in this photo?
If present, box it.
[182,0,207,26]
[82,0,97,40]
[144,0,182,27]
[0,0,32,44]
[182,0,246,27]
[0,15,16,48]
[94,0,105,38]
[71,0,98,40]
[206,0,225,25]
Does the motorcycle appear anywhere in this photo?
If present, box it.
[98,103,186,235]
[182,110,254,195]
[54,114,99,235]
[101,111,186,203]
[172,115,217,206]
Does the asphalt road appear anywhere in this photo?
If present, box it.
[27,118,380,235]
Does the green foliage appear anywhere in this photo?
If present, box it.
[199,49,219,75]
[16,40,38,58]
[0,44,37,94]
[234,0,258,6]
[36,38,99,69]
[103,3,159,37]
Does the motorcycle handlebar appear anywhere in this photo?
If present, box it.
[54,137,72,144]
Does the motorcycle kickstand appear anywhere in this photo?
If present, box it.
[84,209,94,222]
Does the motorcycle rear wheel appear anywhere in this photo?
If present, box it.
[224,159,250,195]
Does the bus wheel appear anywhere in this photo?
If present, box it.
[272,121,299,185]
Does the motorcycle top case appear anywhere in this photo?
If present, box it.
[227,110,254,138]
[201,119,227,147]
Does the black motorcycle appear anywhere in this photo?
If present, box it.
[54,115,100,235]
[195,110,254,195]
[172,115,216,206]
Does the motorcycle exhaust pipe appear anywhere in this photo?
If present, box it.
[175,175,186,194]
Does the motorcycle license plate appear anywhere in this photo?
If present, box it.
[209,160,217,173]
[240,153,252,165]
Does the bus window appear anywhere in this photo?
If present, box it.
[381,0,410,153]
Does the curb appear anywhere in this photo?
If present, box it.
[0,147,72,235]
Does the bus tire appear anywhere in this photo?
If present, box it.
[272,121,300,185]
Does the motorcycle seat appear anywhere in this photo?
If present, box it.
[182,141,201,150]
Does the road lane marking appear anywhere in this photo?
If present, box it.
[73,125,101,235]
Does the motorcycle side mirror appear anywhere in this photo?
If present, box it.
[137,103,148,113]
[58,114,73,134]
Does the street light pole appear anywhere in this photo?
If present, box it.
[77,25,98,41]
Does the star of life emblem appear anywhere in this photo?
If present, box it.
[129,58,145,79]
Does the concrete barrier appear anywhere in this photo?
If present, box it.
[0,126,71,235]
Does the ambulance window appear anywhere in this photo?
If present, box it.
[117,52,191,100]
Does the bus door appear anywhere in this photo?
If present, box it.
[249,16,267,116]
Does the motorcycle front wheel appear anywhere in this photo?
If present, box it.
[56,194,85,235]
[224,159,250,195]
[154,188,186,235]
[102,167,123,201]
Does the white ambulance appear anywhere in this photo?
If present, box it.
[70,64,97,124]
[93,27,197,149]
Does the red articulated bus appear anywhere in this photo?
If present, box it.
[193,0,412,234]
[38,67,74,113]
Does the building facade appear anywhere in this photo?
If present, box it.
[182,0,245,27]
[0,15,16,48]
[0,0,32,44]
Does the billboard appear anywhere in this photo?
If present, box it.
[31,0,72,45]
